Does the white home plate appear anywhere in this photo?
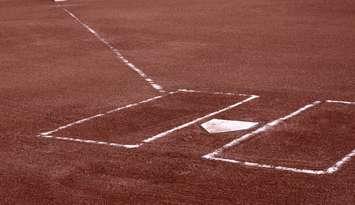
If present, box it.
[201,119,258,134]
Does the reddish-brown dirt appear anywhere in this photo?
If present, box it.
[222,102,355,170]
[1,0,354,204]
[54,92,248,145]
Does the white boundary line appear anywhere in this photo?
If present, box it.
[177,89,250,97]
[42,135,141,149]
[39,89,258,149]
[143,94,259,143]
[51,4,80,8]
[326,100,355,105]
[203,100,355,175]
[39,92,175,136]
[38,91,177,148]
[61,7,165,93]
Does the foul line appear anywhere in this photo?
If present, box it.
[61,7,165,93]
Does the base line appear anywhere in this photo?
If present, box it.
[61,7,165,93]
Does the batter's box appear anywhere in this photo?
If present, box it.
[39,89,258,149]
[204,100,355,175]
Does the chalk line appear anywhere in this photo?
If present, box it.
[205,156,327,175]
[39,89,257,149]
[204,100,355,175]
[327,149,355,173]
[39,92,177,137]
[61,7,165,93]
[42,135,141,149]
[324,100,355,173]
[208,100,321,154]
[143,95,259,143]
[177,89,250,97]
[326,100,355,105]
[203,101,326,175]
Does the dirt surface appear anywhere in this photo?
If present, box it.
[222,102,355,170]
[1,0,355,204]
[53,92,248,145]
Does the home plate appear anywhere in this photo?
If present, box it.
[201,119,258,134]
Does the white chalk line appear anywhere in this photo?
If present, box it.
[61,7,165,93]
[38,93,172,148]
[206,147,355,175]
[323,100,355,173]
[177,89,250,97]
[327,149,355,173]
[39,89,257,148]
[39,92,177,137]
[143,94,259,143]
[326,100,355,105]
[42,135,141,149]
[211,101,321,153]
[204,100,355,175]
[205,156,327,175]
[42,94,257,148]
[51,4,80,8]
[203,101,326,175]
[39,89,242,137]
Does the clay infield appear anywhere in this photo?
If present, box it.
[1,0,355,204]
